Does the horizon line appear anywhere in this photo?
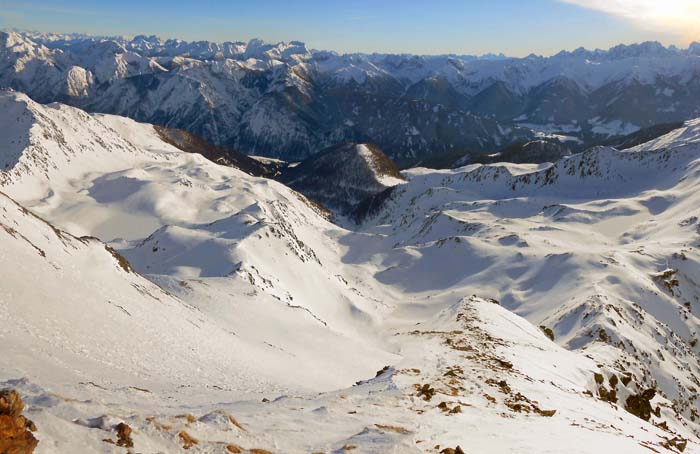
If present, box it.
[5,27,700,60]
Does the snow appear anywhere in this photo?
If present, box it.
[248,155,287,165]
[368,141,700,440]
[356,144,406,187]
[1,92,700,452]
[589,118,641,137]
[631,118,700,152]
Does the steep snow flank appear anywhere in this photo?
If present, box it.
[0,189,400,453]
[0,91,392,342]
[0,189,371,396]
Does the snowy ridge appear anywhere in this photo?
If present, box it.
[0,91,143,192]
[632,118,700,152]
[16,30,700,92]
[0,93,395,396]
[0,188,269,390]
[444,143,700,198]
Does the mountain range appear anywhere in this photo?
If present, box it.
[3,30,700,165]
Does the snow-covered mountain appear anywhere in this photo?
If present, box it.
[4,30,700,165]
[361,121,700,438]
[2,92,700,452]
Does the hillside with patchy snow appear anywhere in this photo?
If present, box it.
[280,142,405,214]
[1,93,700,452]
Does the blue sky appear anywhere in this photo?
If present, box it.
[0,0,694,56]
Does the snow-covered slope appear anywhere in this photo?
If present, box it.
[2,93,700,452]
[5,31,700,163]
[363,120,700,438]
[0,90,396,393]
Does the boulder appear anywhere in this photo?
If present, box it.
[0,390,38,454]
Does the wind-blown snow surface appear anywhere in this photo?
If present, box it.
[1,92,699,452]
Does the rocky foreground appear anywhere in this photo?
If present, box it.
[0,390,38,454]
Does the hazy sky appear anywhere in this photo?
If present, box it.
[1,0,698,56]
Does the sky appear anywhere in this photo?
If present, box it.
[1,0,698,56]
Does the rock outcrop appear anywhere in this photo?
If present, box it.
[0,390,38,454]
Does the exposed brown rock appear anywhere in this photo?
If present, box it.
[227,414,245,431]
[661,436,688,452]
[539,325,555,341]
[374,424,411,434]
[0,390,38,454]
[620,373,633,386]
[177,413,197,424]
[0,391,23,417]
[652,269,680,294]
[495,359,513,370]
[415,383,436,401]
[23,421,35,434]
[597,386,618,403]
[440,446,465,454]
[115,422,133,448]
[486,379,511,394]
[625,389,657,421]
[105,245,133,273]
[178,430,198,449]
[374,366,391,377]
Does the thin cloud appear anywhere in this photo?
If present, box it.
[558,0,700,41]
